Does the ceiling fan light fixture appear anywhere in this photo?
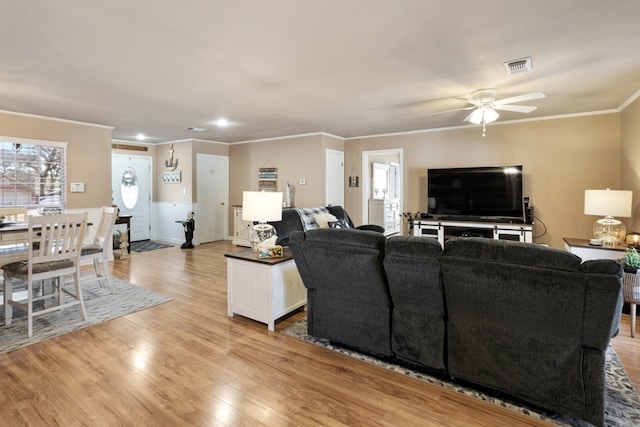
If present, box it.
[468,109,484,124]
[468,107,499,125]
[483,107,499,123]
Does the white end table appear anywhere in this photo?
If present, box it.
[225,248,306,331]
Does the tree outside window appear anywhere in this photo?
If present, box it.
[0,141,66,209]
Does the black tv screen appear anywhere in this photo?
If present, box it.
[427,165,524,221]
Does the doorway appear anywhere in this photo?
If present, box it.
[112,154,151,242]
[196,154,228,243]
[362,149,403,226]
[325,149,344,206]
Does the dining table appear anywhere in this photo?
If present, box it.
[0,220,92,267]
[0,221,33,266]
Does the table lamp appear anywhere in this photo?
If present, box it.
[242,191,283,251]
[584,189,632,245]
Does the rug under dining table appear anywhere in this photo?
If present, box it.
[0,278,172,353]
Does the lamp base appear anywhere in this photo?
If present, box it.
[593,216,627,245]
[249,222,276,252]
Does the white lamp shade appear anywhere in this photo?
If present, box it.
[584,189,632,217]
[242,191,283,222]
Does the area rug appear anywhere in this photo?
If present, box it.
[283,318,640,427]
[130,240,174,252]
[0,278,172,353]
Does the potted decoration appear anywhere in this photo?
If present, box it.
[622,247,640,274]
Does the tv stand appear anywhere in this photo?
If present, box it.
[412,219,533,247]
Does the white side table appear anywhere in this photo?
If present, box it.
[226,249,306,331]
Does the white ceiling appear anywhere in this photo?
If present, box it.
[1,1,639,143]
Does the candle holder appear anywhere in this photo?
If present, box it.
[627,232,640,248]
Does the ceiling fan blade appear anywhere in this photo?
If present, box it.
[493,92,545,106]
[493,104,537,113]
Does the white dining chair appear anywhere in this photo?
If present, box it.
[3,212,88,337]
[80,206,118,293]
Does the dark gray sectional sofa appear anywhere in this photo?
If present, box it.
[267,205,384,246]
[289,229,623,426]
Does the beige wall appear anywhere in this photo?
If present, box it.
[621,96,640,233]
[2,106,634,250]
[155,141,192,203]
[228,134,345,234]
[0,111,112,209]
[151,139,230,203]
[345,113,621,249]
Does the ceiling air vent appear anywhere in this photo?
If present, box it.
[504,57,532,75]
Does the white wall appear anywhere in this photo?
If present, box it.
[154,202,194,245]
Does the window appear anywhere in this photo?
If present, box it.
[0,136,67,210]
[121,166,139,209]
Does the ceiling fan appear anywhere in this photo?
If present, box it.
[430,88,546,137]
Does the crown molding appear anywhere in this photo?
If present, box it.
[0,109,113,129]
[618,89,640,111]
[155,138,228,146]
[231,132,344,145]
[345,109,620,141]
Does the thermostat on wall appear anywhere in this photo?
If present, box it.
[70,182,85,193]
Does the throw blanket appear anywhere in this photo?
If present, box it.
[294,207,330,231]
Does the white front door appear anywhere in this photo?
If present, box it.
[112,154,151,242]
[196,154,228,243]
[325,149,344,206]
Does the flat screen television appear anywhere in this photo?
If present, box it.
[427,165,524,222]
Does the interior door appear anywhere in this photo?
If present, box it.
[112,154,151,242]
[325,149,344,206]
[196,154,228,243]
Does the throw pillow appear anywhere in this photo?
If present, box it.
[295,207,330,230]
[312,213,338,228]
[328,219,350,229]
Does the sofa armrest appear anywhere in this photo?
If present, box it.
[269,208,304,246]
[581,259,624,345]
[356,224,385,233]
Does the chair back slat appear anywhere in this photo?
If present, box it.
[93,207,118,249]
[28,213,87,269]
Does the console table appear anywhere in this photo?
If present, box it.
[563,237,627,261]
[232,206,252,247]
[225,248,306,331]
[115,215,132,253]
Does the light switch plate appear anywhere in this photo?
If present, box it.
[70,182,85,192]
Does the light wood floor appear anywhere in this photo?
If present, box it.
[0,240,638,426]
